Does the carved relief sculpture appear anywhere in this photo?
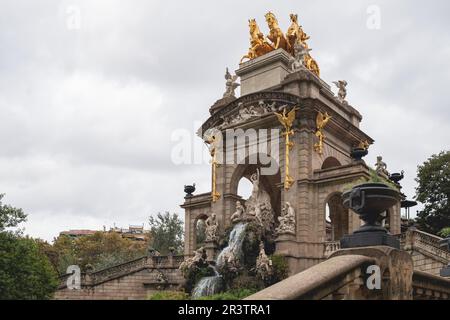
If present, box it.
[275,106,298,190]
[314,111,332,155]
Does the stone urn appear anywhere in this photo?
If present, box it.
[184,183,196,197]
[389,171,404,184]
[341,183,400,248]
[350,147,368,161]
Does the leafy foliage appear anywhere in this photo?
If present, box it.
[415,151,450,235]
[195,288,256,300]
[149,212,184,255]
[51,232,149,274]
[147,291,189,300]
[269,254,289,284]
[438,227,450,238]
[343,168,398,192]
[0,232,59,299]
[0,194,26,232]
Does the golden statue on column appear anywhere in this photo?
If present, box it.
[203,129,221,202]
[314,111,332,155]
[275,107,298,190]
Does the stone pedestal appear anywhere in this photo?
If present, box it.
[236,48,291,96]
[341,231,400,249]
[204,241,218,262]
[330,246,414,300]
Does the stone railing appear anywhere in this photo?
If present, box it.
[324,241,341,257]
[246,254,375,300]
[402,229,450,263]
[247,247,420,300]
[59,254,185,288]
[413,270,450,299]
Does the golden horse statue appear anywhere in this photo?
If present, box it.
[240,19,274,63]
[265,12,290,53]
[286,14,309,55]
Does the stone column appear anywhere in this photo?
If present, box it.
[204,241,218,262]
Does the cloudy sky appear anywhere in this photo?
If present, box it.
[0,0,449,241]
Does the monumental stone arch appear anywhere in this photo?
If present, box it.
[181,33,403,275]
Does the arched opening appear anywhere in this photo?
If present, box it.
[194,214,208,249]
[326,193,349,241]
[229,153,281,220]
[237,177,252,200]
[322,157,341,170]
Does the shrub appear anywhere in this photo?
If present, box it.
[438,227,450,238]
[195,288,256,300]
[269,254,289,285]
[147,291,189,300]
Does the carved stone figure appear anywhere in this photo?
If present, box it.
[276,202,296,235]
[245,169,275,232]
[179,247,207,276]
[205,213,219,242]
[223,68,240,98]
[241,19,274,63]
[255,242,272,281]
[375,156,389,176]
[230,201,245,223]
[290,42,309,72]
[333,80,348,103]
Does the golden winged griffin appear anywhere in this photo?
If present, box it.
[241,12,320,77]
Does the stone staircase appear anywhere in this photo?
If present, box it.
[55,254,185,299]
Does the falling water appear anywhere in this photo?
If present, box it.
[191,268,222,299]
[216,222,247,269]
[191,222,247,298]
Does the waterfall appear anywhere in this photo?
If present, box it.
[191,222,247,298]
[191,268,222,299]
[216,222,247,269]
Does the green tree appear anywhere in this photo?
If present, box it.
[0,233,59,299]
[149,212,184,255]
[0,193,26,232]
[0,194,58,299]
[51,231,149,273]
[415,151,450,234]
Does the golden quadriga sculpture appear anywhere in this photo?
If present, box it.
[241,12,320,77]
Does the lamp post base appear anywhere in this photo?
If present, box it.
[340,231,400,249]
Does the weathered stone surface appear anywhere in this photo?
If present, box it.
[236,48,291,96]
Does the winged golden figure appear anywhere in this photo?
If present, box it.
[316,111,331,131]
[275,107,297,130]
